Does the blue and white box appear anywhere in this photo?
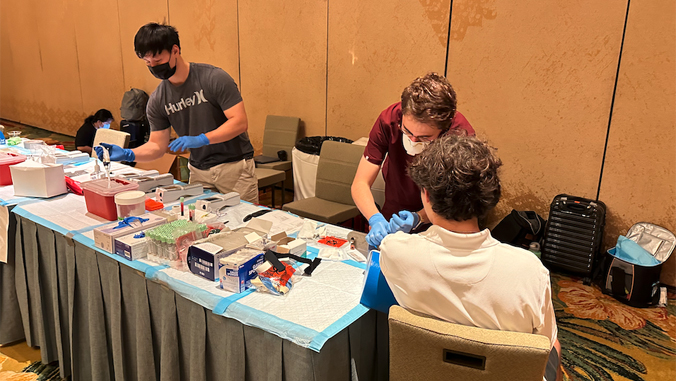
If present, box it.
[188,239,246,281]
[219,251,265,293]
[114,233,148,261]
[188,218,272,281]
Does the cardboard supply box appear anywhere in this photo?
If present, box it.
[11,161,67,198]
[189,231,248,281]
[188,218,273,281]
[270,232,307,257]
[219,251,265,293]
[114,233,148,261]
[94,213,167,253]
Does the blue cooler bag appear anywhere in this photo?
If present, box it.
[603,223,674,307]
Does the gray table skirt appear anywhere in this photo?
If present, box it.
[9,214,388,380]
[0,207,25,345]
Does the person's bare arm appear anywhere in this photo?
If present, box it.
[203,101,248,144]
[131,129,171,162]
[351,157,382,220]
[77,146,92,154]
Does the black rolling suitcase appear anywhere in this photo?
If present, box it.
[541,194,606,284]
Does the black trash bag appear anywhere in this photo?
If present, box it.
[295,136,353,155]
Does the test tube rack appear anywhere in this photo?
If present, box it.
[195,192,240,212]
[130,173,174,193]
[155,183,203,203]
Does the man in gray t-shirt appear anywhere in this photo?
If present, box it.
[95,23,258,202]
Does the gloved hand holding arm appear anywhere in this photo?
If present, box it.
[168,133,210,152]
[94,143,135,162]
[366,213,391,248]
[388,210,420,234]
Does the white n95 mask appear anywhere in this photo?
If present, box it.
[402,133,429,156]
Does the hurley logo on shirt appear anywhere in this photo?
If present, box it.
[164,89,208,115]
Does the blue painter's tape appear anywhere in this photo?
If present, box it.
[0,197,39,207]
[220,301,321,348]
[147,269,225,311]
[71,231,163,274]
[12,206,71,236]
[212,288,255,315]
[72,221,114,234]
[145,265,168,279]
[308,304,370,352]
[341,259,366,269]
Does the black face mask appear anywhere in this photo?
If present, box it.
[148,57,177,80]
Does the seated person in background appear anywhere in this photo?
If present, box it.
[380,134,562,381]
[75,109,113,154]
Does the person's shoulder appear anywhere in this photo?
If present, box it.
[147,86,163,105]
[191,63,234,79]
[374,102,401,132]
[491,241,549,275]
[381,232,428,257]
[379,102,401,119]
[451,111,475,136]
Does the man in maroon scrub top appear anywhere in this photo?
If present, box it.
[351,73,475,248]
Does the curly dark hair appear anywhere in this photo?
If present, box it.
[408,135,502,221]
[401,72,457,131]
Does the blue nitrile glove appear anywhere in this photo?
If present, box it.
[168,133,210,152]
[366,213,390,248]
[94,143,135,162]
[389,210,420,234]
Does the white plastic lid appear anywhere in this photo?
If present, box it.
[81,178,139,196]
[0,152,26,165]
[114,191,146,205]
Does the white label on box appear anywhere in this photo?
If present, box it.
[193,242,223,255]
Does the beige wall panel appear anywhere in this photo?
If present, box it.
[167,0,239,83]
[29,0,86,136]
[327,0,450,140]
[1,1,46,128]
[117,0,166,97]
[599,0,676,285]
[73,0,126,130]
[0,0,21,121]
[239,0,327,153]
[447,1,627,225]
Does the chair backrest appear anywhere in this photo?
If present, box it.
[388,306,551,381]
[262,115,300,160]
[91,129,131,157]
[314,140,363,205]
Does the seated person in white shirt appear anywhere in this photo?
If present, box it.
[380,134,562,381]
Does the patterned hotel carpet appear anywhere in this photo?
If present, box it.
[552,273,676,381]
[0,119,75,151]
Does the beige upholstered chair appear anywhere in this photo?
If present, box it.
[255,115,300,172]
[282,140,362,224]
[255,116,300,206]
[90,129,131,157]
[389,306,551,381]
